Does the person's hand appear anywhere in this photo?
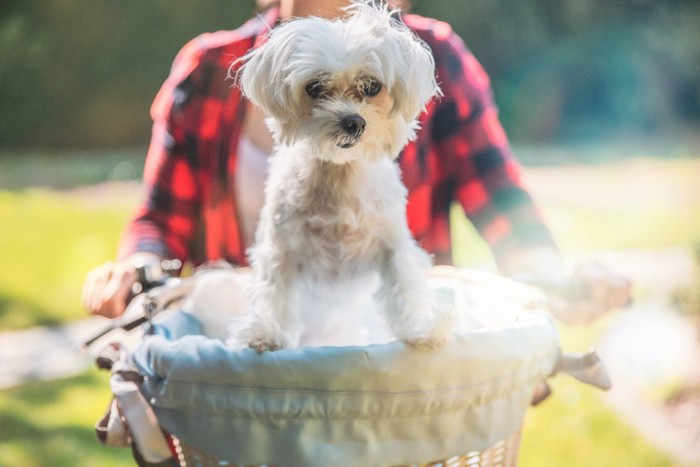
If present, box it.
[547,260,632,325]
[81,253,160,318]
[81,261,137,318]
[502,247,631,325]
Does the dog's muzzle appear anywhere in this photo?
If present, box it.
[337,114,366,148]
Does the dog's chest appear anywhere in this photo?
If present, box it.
[267,157,404,275]
[281,202,386,278]
[295,200,383,270]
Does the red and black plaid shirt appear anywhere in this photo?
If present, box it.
[119,8,556,268]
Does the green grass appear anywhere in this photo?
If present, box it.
[519,315,683,466]
[528,158,700,253]
[0,370,132,467]
[0,188,136,330]
[451,157,700,266]
[520,378,679,467]
[0,154,698,466]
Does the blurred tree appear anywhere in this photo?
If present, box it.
[0,0,699,150]
[413,0,700,142]
[0,0,255,149]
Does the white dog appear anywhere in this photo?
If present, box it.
[205,1,453,351]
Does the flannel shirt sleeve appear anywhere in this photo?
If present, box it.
[118,38,206,262]
[428,23,557,266]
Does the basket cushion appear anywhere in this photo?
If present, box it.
[132,268,559,467]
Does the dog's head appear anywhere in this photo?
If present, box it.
[236,0,441,163]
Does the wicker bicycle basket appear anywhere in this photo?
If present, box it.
[173,429,522,467]
[122,266,559,467]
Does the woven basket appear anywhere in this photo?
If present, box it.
[173,429,522,467]
[131,267,557,467]
[96,267,612,466]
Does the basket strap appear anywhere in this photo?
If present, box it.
[553,349,612,390]
[94,342,179,467]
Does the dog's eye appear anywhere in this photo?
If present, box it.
[363,79,382,97]
[305,80,325,99]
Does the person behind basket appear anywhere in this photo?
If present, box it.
[82,0,630,325]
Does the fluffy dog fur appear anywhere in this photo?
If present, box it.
[215,1,453,350]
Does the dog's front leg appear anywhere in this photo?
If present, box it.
[233,258,299,352]
[378,242,454,350]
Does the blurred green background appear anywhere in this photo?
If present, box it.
[1,0,700,466]
[1,0,699,149]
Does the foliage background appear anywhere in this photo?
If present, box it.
[1,2,700,466]
[1,0,700,150]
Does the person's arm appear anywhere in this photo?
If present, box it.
[427,25,556,268]
[84,37,209,318]
[118,37,210,264]
[429,24,630,323]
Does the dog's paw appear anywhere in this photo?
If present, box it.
[405,336,447,351]
[248,339,283,353]
[234,315,290,353]
[244,330,289,353]
[400,304,456,351]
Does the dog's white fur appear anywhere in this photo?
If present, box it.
[192,1,453,351]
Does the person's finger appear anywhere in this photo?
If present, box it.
[575,260,632,311]
[85,262,113,315]
[99,264,136,318]
[81,268,97,311]
[604,276,632,309]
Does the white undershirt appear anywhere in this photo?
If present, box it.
[234,135,270,247]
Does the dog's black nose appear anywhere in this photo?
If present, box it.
[339,114,366,137]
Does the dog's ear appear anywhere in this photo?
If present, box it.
[382,22,442,123]
[235,20,307,120]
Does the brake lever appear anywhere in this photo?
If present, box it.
[82,259,182,349]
